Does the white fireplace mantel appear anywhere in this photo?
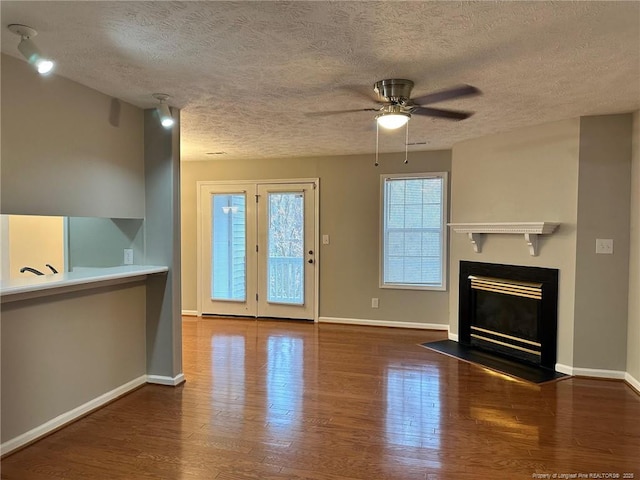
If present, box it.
[448,222,560,256]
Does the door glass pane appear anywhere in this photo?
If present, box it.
[267,192,304,305]
[211,194,246,301]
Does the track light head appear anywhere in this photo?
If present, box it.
[8,24,55,75]
[152,93,175,128]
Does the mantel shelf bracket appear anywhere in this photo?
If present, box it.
[524,233,539,256]
[448,222,560,256]
[468,232,483,253]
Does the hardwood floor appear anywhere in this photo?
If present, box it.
[2,317,639,479]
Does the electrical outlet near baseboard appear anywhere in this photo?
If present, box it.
[371,298,379,308]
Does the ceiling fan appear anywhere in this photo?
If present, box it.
[307,79,481,129]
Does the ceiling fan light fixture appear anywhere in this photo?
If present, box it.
[376,111,410,130]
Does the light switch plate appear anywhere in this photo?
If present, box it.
[595,239,613,255]
[124,248,134,265]
[322,234,330,245]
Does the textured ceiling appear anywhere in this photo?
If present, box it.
[2,1,639,162]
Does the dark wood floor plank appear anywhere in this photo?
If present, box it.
[2,317,639,479]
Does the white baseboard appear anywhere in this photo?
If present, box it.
[448,332,459,342]
[572,366,627,379]
[0,374,147,456]
[555,363,628,380]
[625,372,640,394]
[147,373,186,386]
[319,316,448,330]
[1,373,187,456]
[555,363,574,376]
[181,310,198,317]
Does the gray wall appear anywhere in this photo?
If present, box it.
[67,217,144,268]
[628,111,640,383]
[449,118,581,367]
[573,114,632,371]
[449,114,637,374]
[0,53,149,446]
[145,109,183,379]
[318,152,450,324]
[181,150,451,325]
[1,284,146,443]
[1,54,144,218]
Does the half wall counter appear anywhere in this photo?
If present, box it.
[1,265,168,303]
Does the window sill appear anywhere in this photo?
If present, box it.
[379,283,446,292]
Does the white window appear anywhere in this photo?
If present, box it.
[380,172,448,291]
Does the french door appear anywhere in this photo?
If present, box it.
[199,180,317,320]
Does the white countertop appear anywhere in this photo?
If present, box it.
[1,265,168,300]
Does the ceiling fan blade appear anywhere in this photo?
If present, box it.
[411,84,480,105]
[411,106,474,121]
[340,84,384,104]
[305,108,379,117]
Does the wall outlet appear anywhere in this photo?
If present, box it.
[124,248,134,265]
[371,297,379,308]
[595,238,613,255]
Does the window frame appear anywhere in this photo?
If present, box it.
[379,172,448,291]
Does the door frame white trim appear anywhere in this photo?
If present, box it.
[197,178,320,322]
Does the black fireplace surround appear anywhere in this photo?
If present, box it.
[458,261,559,370]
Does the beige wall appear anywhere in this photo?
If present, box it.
[573,115,632,371]
[449,118,581,367]
[181,150,451,325]
[1,284,146,443]
[5,215,65,279]
[318,152,451,323]
[628,111,640,383]
[1,216,9,281]
[1,54,144,218]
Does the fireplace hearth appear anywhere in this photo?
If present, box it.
[459,261,559,370]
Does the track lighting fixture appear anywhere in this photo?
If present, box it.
[152,93,174,128]
[8,24,55,75]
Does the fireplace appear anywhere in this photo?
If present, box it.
[458,261,559,370]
